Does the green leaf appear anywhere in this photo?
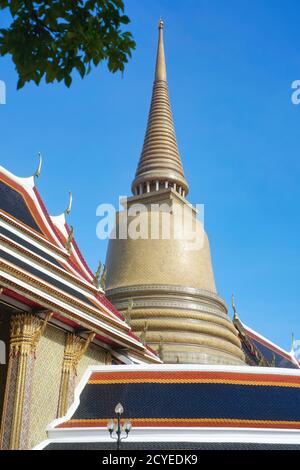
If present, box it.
[0,0,135,89]
[45,66,56,84]
[75,61,85,78]
[9,0,21,16]
[16,77,25,89]
[64,75,72,87]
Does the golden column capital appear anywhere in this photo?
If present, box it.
[62,332,95,375]
[10,311,53,357]
[57,331,95,418]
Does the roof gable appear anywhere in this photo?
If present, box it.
[0,165,160,363]
[0,179,42,233]
[233,318,299,369]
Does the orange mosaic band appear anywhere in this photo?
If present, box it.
[57,418,300,430]
[88,371,300,388]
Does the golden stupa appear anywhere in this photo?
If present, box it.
[105,20,245,365]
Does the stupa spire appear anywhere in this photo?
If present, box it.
[131,20,189,197]
[155,19,167,81]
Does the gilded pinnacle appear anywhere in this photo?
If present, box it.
[155,18,166,81]
[132,20,189,196]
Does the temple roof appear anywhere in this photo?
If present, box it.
[131,20,189,196]
[233,317,299,369]
[37,364,300,449]
[0,165,160,364]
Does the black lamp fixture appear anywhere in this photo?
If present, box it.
[107,403,132,450]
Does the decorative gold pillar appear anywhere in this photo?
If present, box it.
[57,332,95,418]
[0,312,52,450]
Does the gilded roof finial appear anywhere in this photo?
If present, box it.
[93,261,107,291]
[140,320,148,345]
[271,353,276,367]
[231,293,238,320]
[34,152,43,179]
[158,335,164,361]
[93,261,102,288]
[123,299,133,326]
[100,265,107,291]
[64,191,73,217]
[65,226,74,253]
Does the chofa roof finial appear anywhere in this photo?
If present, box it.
[34,152,43,179]
[291,332,295,355]
[92,261,107,291]
[64,191,73,217]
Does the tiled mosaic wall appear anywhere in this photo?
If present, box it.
[28,324,65,448]
[76,342,109,387]
[28,325,109,448]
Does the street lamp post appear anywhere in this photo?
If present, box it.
[107,403,132,450]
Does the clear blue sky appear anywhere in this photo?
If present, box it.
[1,0,299,351]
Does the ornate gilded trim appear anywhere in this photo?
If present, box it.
[0,312,52,449]
[0,234,99,296]
[1,262,128,332]
[116,300,226,318]
[0,276,145,352]
[57,332,95,418]
[107,284,227,311]
[0,210,66,257]
[9,311,52,358]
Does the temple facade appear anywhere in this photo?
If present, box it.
[0,165,159,450]
[1,20,299,451]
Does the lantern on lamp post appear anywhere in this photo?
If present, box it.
[107,403,132,450]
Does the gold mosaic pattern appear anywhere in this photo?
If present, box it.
[28,325,65,449]
[57,332,95,417]
[76,343,109,387]
[106,214,216,292]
